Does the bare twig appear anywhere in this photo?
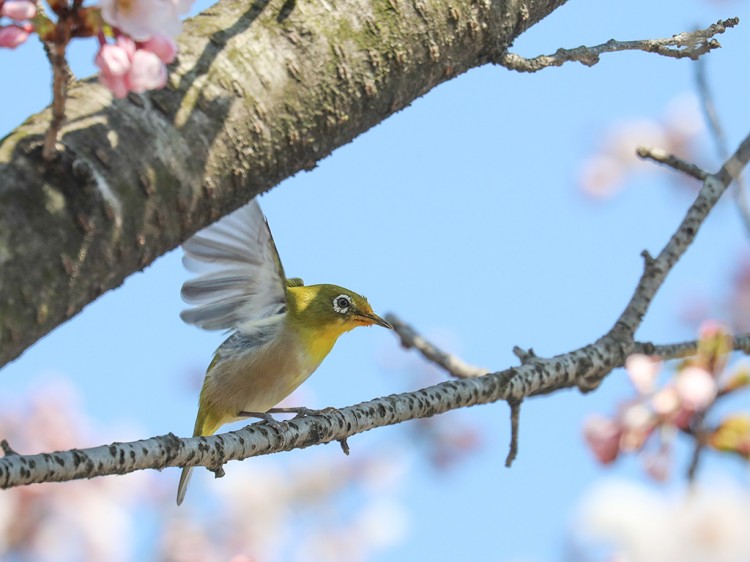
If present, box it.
[609,132,750,344]
[512,346,537,364]
[636,146,708,181]
[42,38,72,160]
[338,438,350,455]
[633,334,750,359]
[695,57,750,235]
[387,314,489,378]
[497,17,738,73]
[505,400,521,467]
[0,440,18,457]
[686,412,708,482]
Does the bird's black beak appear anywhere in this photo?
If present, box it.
[357,312,393,329]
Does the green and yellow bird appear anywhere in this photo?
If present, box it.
[176,199,391,505]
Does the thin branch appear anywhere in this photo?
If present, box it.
[695,57,750,235]
[686,412,708,482]
[41,36,72,160]
[2,329,750,490]
[497,17,738,73]
[609,131,750,347]
[636,146,708,181]
[387,314,489,378]
[505,400,521,467]
[633,334,750,359]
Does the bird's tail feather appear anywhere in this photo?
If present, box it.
[176,466,193,506]
[176,408,223,505]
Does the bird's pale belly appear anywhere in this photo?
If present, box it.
[200,331,320,427]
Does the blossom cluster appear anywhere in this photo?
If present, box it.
[95,0,191,97]
[578,94,704,199]
[0,0,192,97]
[0,0,35,48]
[583,322,750,479]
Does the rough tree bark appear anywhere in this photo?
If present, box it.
[0,0,567,366]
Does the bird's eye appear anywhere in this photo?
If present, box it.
[333,294,352,313]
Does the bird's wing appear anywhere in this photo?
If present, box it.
[180,199,287,332]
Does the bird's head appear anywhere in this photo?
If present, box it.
[288,283,392,335]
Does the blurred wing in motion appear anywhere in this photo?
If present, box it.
[180,199,287,332]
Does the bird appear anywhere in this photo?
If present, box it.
[176,198,391,505]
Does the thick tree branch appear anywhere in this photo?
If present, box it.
[0,0,568,367]
[2,132,750,488]
[497,17,738,72]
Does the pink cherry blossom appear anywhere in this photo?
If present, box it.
[95,36,169,98]
[675,366,717,410]
[625,353,660,394]
[642,448,671,481]
[651,386,679,417]
[583,414,622,464]
[0,24,29,48]
[1,0,35,21]
[620,402,655,451]
[141,34,177,63]
[699,319,725,341]
[95,42,132,98]
[100,0,193,41]
[127,49,167,92]
[95,42,132,76]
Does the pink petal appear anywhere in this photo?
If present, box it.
[172,0,193,15]
[99,71,130,98]
[100,0,187,40]
[651,387,679,417]
[126,49,167,92]
[115,35,137,59]
[0,24,28,48]
[140,34,177,63]
[699,319,725,340]
[620,403,655,451]
[625,354,660,394]
[583,414,622,464]
[1,0,35,21]
[642,448,671,481]
[95,44,132,77]
[675,366,717,410]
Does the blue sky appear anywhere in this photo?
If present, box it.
[1,0,749,560]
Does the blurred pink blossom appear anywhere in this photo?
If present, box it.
[625,353,660,394]
[95,36,168,98]
[0,24,29,48]
[642,446,671,481]
[675,366,718,411]
[583,414,622,464]
[650,386,679,416]
[127,49,167,92]
[100,0,193,41]
[1,0,35,21]
[96,41,132,75]
[619,402,655,452]
[576,482,750,562]
[578,94,704,199]
[141,33,177,63]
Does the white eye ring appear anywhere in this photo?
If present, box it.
[333,294,352,314]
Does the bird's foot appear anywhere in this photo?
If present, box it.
[266,406,337,419]
[238,410,284,429]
